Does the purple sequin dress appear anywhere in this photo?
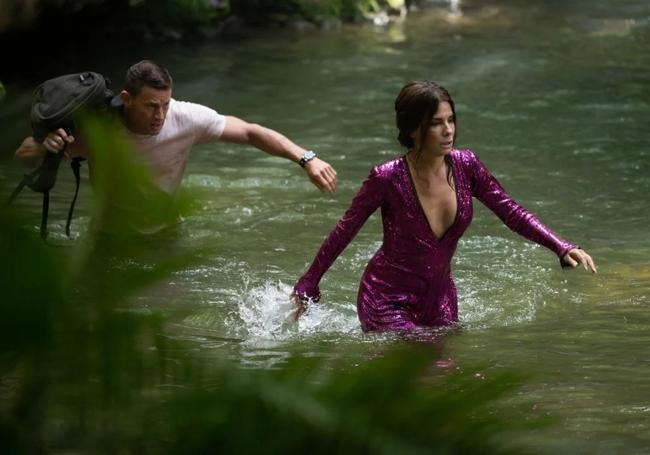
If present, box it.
[294,149,575,332]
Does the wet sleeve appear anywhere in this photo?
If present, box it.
[294,167,386,301]
[468,151,576,264]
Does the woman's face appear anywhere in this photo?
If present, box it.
[412,101,455,156]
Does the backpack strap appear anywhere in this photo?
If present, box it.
[65,157,85,238]
[40,190,50,239]
[7,163,53,239]
[7,175,29,206]
[7,164,43,205]
[7,145,68,240]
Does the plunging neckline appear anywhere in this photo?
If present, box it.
[403,153,459,242]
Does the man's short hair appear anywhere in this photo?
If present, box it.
[124,60,173,96]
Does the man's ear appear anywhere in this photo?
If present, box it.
[119,90,131,106]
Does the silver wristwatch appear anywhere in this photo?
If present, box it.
[298,150,316,168]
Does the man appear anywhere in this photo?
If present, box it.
[15,60,337,230]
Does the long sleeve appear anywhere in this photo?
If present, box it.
[294,167,386,300]
[468,151,575,261]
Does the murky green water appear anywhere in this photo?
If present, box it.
[1,0,649,452]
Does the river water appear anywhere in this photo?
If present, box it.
[1,0,649,452]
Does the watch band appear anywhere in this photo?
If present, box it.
[299,150,316,168]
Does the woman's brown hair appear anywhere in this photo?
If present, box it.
[395,81,456,185]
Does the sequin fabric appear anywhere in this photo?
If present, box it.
[294,149,575,332]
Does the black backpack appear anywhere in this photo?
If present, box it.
[8,72,114,239]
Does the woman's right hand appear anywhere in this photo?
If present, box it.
[288,279,321,322]
[288,292,307,323]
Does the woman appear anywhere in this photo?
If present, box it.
[291,81,596,332]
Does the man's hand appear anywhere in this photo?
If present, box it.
[15,129,77,167]
[304,157,337,193]
[42,128,75,155]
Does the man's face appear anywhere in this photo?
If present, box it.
[121,85,172,135]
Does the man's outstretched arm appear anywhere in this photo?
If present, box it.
[219,115,337,193]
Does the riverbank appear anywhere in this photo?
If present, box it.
[1,0,416,41]
[0,0,428,85]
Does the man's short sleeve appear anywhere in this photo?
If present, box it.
[174,100,226,144]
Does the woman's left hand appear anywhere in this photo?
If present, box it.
[562,248,597,274]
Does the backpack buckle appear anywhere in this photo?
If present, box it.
[79,72,93,85]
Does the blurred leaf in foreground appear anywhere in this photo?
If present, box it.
[80,113,196,239]
[148,345,541,455]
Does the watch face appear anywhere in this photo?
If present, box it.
[304,151,316,160]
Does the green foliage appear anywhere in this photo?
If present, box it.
[230,0,405,22]
[229,0,300,21]
[127,0,230,28]
[0,116,544,454]
[0,210,59,367]
[151,349,537,454]
[80,114,195,238]
[0,115,200,453]
[0,81,5,101]
[1,0,413,42]
[350,0,405,19]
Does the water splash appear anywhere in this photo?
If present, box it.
[449,0,462,17]
[236,280,359,342]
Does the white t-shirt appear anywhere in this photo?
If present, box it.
[88,99,226,235]
[125,98,226,192]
